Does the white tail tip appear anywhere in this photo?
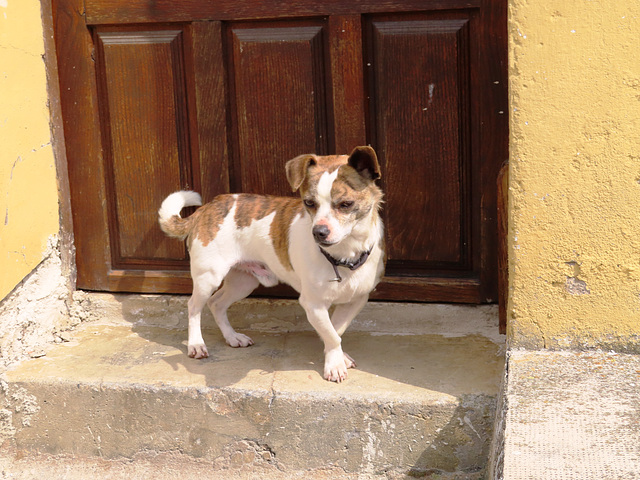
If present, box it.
[158,190,202,221]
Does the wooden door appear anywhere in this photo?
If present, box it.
[52,0,507,303]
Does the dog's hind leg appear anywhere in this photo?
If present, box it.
[331,295,368,336]
[207,268,258,347]
[187,271,224,359]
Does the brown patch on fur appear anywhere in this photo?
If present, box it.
[160,215,192,239]
[335,165,384,219]
[234,195,276,228]
[185,193,303,270]
[330,178,369,221]
[289,155,349,194]
[318,155,349,170]
[311,155,348,179]
[298,159,384,224]
[270,198,304,271]
[188,194,235,248]
[336,164,370,192]
[233,194,304,271]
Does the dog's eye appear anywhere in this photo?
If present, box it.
[338,201,354,210]
[303,199,316,209]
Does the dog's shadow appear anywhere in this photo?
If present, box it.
[118,295,503,400]
[160,329,324,389]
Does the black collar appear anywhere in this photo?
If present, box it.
[319,247,372,282]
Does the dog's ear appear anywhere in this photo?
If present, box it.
[286,154,317,192]
[348,146,381,181]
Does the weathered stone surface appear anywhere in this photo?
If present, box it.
[1,297,503,478]
[490,350,640,480]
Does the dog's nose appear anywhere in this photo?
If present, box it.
[312,224,330,243]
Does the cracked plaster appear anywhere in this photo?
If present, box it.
[508,0,640,350]
[0,0,59,299]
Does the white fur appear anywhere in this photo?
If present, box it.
[159,190,202,219]
[161,169,383,383]
[316,169,339,202]
[313,170,347,245]
[158,191,202,239]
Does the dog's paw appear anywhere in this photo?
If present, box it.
[323,349,356,383]
[225,332,254,348]
[188,343,209,359]
[343,351,357,369]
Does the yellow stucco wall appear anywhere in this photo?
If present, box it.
[0,0,59,300]
[508,1,640,349]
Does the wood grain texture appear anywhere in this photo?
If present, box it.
[53,0,111,290]
[229,22,328,196]
[191,21,230,202]
[328,15,367,152]
[85,0,481,24]
[367,15,471,270]
[476,0,509,303]
[372,276,482,303]
[96,28,189,263]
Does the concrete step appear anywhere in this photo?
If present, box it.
[0,295,504,479]
[490,350,640,480]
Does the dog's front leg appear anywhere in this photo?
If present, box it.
[328,295,369,370]
[300,296,351,382]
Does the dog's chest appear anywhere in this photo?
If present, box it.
[291,238,384,303]
[325,258,383,303]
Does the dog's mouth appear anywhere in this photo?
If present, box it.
[316,239,337,247]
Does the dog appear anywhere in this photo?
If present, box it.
[158,146,384,382]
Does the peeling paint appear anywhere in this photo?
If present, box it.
[0,236,72,369]
[565,277,590,296]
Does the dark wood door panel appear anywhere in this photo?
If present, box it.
[365,13,472,274]
[53,0,507,303]
[190,21,231,204]
[229,21,329,196]
[95,28,193,266]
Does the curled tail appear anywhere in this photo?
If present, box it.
[158,191,202,239]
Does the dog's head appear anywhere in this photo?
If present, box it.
[286,146,383,247]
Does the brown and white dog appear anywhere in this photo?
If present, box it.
[158,146,384,382]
